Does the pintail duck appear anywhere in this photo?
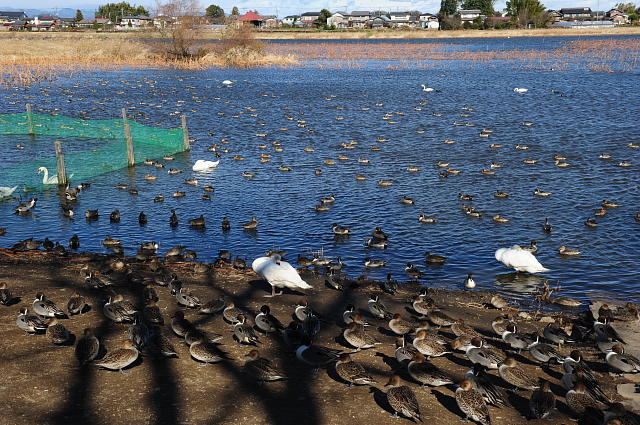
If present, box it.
[395,337,419,364]
[189,338,226,365]
[103,296,135,323]
[385,375,423,422]
[16,308,48,333]
[489,295,509,310]
[33,292,65,318]
[566,382,607,416]
[464,273,476,289]
[499,357,538,390]
[464,365,511,407]
[427,306,455,328]
[401,196,416,205]
[334,353,376,386]
[389,314,414,335]
[255,305,283,334]
[343,322,379,349]
[413,330,451,358]
[365,237,388,249]
[320,194,335,204]
[85,209,99,221]
[412,296,431,316]
[451,319,481,338]
[408,353,453,386]
[14,197,37,215]
[176,288,201,309]
[222,302,243,324]
[198,297,225,315]
[332,223,350,235]
[534,188,551,197]
[219,217,230,231]
[343,305,369,327]
[405,263,423,279]
[75,328,100,365]
[559,245,581,256]
[184,328,223,346]
[67,292,87,315]
[187,215,205,228]
[242,216,258,230]
[368,294,392,319]
[154,194,164,203]
[606,344,640,373]
[95,340,139,374]
[418,213,436,223]
[244,349,286,381]
[0,282,14,305]
[602,200,619,208]
[491,315,514,335]
[47,318,70,345]
[423,252,445,264]
[543,323,574,348]
[364,258,386,268]
[526,335,563,366]
[529,378,556,419]
[295,339,344,367]
[143,299,164,325]
[594,318,625,343]
[234,314,260,345]
[455,379,492,425]
[465,337,505,369]
[501,325,532,353]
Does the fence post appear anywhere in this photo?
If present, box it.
[54,141,67,186]
[122,108,134,167]
[181,115,190,151]
[26,103,34,135]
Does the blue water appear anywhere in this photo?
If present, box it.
[1,36,639,303]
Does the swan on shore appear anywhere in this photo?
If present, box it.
[495,245,549,274]
[252,253,312,297]
[192,160,220,172]
[37,167,73,185]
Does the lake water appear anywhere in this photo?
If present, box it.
[1,35,639,304]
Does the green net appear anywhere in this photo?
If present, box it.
[0,112,185,191]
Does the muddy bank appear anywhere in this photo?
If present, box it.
[0,249,637,425]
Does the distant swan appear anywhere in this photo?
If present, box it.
[0,185,18,198]
[513,88,528,93]
[37,167,73,185]
[495,245,549,274]
[192,160,220,172]
[252,254,312,297]
[222,80,233,85]
[421,84,434,92]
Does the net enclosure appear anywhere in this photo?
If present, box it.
[0,109,188,191]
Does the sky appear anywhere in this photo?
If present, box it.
[5,0,622,15]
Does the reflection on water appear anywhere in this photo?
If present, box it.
[0,36,639,304]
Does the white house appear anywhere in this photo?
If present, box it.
[282,15,299,25]
[459,9,483,22]
[350,10,371,27]
[327,11,350,28]
[120,15,153,29]
[300,11,320,26]
[420,14,440,29]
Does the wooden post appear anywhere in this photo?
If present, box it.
[54,141,67,186]
[181,114,190,151]
[122,108,134,167]
[26,103,34,135]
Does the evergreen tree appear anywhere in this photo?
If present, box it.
[505,0,546,26]
[75,9,83,22]
[439,0,459,16]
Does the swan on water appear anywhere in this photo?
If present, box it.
[222,80,233,85]
[495,245,549,274]
[37,167,73,185]
[513,88,528,93]
[0,185,18,198]
[421,84,434,92]
[252,253,312,297]
[192,160,220,172]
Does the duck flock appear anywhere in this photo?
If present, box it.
[2,248,640,424]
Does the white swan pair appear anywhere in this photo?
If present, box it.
[495,245,549,274]
[252,254,312,297]
[192,160,220,172]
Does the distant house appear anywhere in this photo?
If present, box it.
[327,11,350,28]
[368,15,391,28]
[282,15,299,25]
[389,11,411,24]
[31,15,58,31]
[0,10,27,27]
[547,10,563,22]
[300,11,320,26]
[420,13,440,29]
[238,11,264,27]
[58,17,76,28]
[350,11,371,27]
[610,13,630,24]
[9,19,29,30]
[560,7,592,20]
[120,15,152,28]
[459,9,483,22]
[260,15,278,28]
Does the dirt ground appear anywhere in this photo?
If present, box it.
[0,249,636,425]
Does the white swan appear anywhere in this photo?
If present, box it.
[37,167,73,185]
[222,80,233,85]
[513,88,528,93]
[0,185,18,198]
[192,160,220,172]
[495,245,549,274]
[252,254,312,297]
[421,84,434,92]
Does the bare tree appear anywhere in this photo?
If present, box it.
[156,0,203,58]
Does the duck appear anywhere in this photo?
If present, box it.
[385,375,423,422]
[389,314,414,335]
[331,223,350,236]
[543,218,552,233]
[46,318,70,345]
[16,307,48,333]
[418,213,437,223]
[368,294,392,319]
[490,295,509,310]
[464,365,511,407]
[495,245,549,273]
[427,306,456,328]
[295,339,344,367]
[565,382,607,416]
[67,292,87,315]
[363,258,386,268]
[252,253,312,297]
[365,238,388,249]
[188,338,226,365]
[0,283,14,306]
[320,194,335,204]
[463,273,476,289]
[405,263,423,279]
[602,200,619,208]
[412,295,431,316]
[172,191,185,198]
[15,197,37,214]
[401,196,416,205]
[585,218,598,228]
[244,349,286,382]
[455,379,492,425]
[234,314,260,345]
[254,305,283,335]
[94,340,139,374]
[451,319,481,338]
[465,337,505,369]
[413,330,451,358]
[168,209,178,227]
[501,325,531,353]
[37,167,74,185]
[75,328,100,365]
[138,211,147,226]
[559,245,581,256]
[176,287,201,309]
[85,209,99,221]
[33,292,65,318]
[606,344,640,373]
[534,188,552,197]
[521,240,538,253]
[334,353,376,386]
[424,252,446,264]
[185,177,198,186]
[242,216,258,230]
[188,215,205,228]
[527,336,564,366]
[109,210,120,223]
[492,214,509,223]
[494,190,509,198]
[192,159,219,171]
[170,311,194,337]
[499,357,538,391]
[154,194,164,203]
[408,353,454,386]
[343,322,379,349]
